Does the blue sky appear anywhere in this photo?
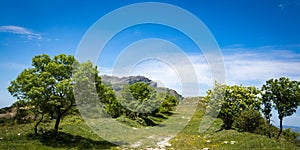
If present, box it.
[1,0,300,127]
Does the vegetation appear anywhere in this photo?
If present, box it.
[119,82,178,125]
[0,100,299,149]
[8,54,78,136]
[171,99,300,149]
[261,77,300,139]
[203,83,261,130]
[72,61,121,119]
[1,53,300,149]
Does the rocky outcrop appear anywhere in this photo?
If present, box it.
[0,107,17,119]
[101,75,157,91]
[101,75,183,100]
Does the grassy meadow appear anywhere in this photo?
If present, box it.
[0,98,299,149]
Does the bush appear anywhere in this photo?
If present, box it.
[282,128,300,145]
[234,109,265,133]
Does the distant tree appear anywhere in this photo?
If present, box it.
[120,82,157,121]
[119,82,179,125]
[158,94,178,113]
[8,54,79,135]
[261,77,300,139]
[204,83,261,130]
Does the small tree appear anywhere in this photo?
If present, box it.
[8,54,78,135]
[204,83,261,130]
[120,82,158,121]
[261,77,300,139]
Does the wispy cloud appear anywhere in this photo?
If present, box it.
[98,45,300,97]
[97,44,300,126]
[278,0,300,10]
[0,25,42,40]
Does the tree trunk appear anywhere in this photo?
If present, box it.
[53,104,74,136]
[53,106,61,136]
[267,123,271,138]
[267,118,271,138]
[277,117,283,139]
[34,113,44,135]
[54,114,61,136]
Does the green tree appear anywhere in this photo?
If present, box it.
[73,62,121,118]
[120,82,158,121]
[261,77,300,139]
[8,54,78,135]
[261,86,273,138]
[158,94,178,113]
[204,83,261,129]
[119,82,179,125]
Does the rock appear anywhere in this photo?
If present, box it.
[223,141,228,144]
[205,140,211,143]
[230,141,236,144]
[165,143,172,147]
[203,148,210,150]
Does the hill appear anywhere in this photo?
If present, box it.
[101,75,183,100]
[283,125,300,134]
[0,97,299,149]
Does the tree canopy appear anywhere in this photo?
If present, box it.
[261,77,300,139]
[8,54,78,135]
[204,83,261,129]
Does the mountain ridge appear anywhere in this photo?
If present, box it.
[100,75,183,100]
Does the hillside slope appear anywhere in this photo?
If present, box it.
[0,97,299,149]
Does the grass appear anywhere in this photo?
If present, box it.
[0,98,300,149]
[0,116,118,150]
[170,101,300,150]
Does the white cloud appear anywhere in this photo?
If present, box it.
[98,45,300,98]
[0,25,42,40]
[223,47,300,86]
[98,45,300,127]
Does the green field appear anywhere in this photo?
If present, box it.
[0,99,299,150]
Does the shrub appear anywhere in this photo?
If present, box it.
[234,109,265,133]
[282,128,300,145]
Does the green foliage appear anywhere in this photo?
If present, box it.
[119,82,179,126]
[0,99,299,149]
[204,83,262,130]
[72,61,121,119]
[158,94,178,113]
[282,128,300,145]
[8,54,78,135]
[170,100,300,150]
[261,77,300,139]
[234,109,265,133]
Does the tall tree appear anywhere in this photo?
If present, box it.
[8,54,78,135]
[73,62,121,118]
[261,77,300,139]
